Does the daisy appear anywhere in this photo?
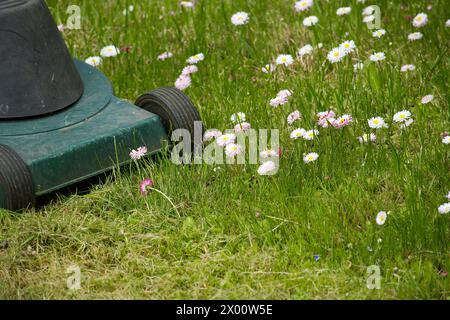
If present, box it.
[438,203,450,214]
[295,0,313,12]
[225,143,242,157]
[354,62,364,70]
[257,161,277,176]
[412,13,428,28]
[442,136,450,144]
[400,119,414,129]
[234,122,251,133]
[231,12,249,26]
[57,24,65,32]
[317,110,336,128]
[287,110,301,125]
[230,112,246,123]
[290,128,306,139]
[372,29,386,38]
[408,32,423,41]
[333,114,353,128]
[370,52,385,62]
[277,89,293,99]
[363,6,374,16]
[203,129,222,142]
[217,133,236,146]
[140,179,154,195]
[339,40,356,54]
[182,65,198,75]
[158,52,173,61]
[180,1,195,8]
[175,75,192,90]
[303,152,319,163]
[358,133,376,143]
[376,211,388,225]
[421,94,434,104]
[298,44,314,57]
[100,45,120,58]
[336,7,352,16]
[186,53,204,64]
[270,96,287,108]
[303,129,319,140]
[363,15,375,23]
[85,56,102,67]
[368,117,388,129]
[446,19,450,28]
[327,47,346,63]
[260,149,278,159]
[130,146,148,160]
[303,16,319,27]
[276,54,294,66]
[393,110,412,123]
[400,64,415,72]
[262,64,276,74]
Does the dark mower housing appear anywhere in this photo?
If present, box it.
[0,0,201,211]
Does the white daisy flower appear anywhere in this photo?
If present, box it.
[303,129,319,140]
[298,44,314,57]
[231,12,249,26]
[408,32,423,41]
[230,112,246,123]
[290,128,306,140]
[327,47,346,63]
[186,53,205,64]
[262,64,276,74]
[287,110,301,125]
[303,16,319,27]
[438,202,450,214]
[363,6,375,16]
[370,52,385,62]
[400,64,416,72]
[376,211,388,225]
[336,7,352,16]
[257,161,277,176]
[225,143,243,157]
[217,133,236,146]
[368,117,388,129]
[100,45,120,58]
[443,136,450,144]
[174,75,192,91]
[260,149,278,159]
[180,1,195,8]
[203,129,222,142]
[421,94,434,104]
[372,29,386,38]
[358,133,376,143]
[412,13,428,28]
[363,15,375,23]
[295,0,313,12]
[234,122,251,133]
[276,54,294,66]
[303,152,319,163]
[393,110,412,123]
[158,52,173,61]
[85,56,102,67]
[339,40,356,54]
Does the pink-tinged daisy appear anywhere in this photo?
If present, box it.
[400,64,415,72]
[180,1,195,9]
[260,149,278,159]
[175,75,192,90]
[225,143,242,157]
[358,133,376,143]
[294,0,313,12]
[363,6,375,16]
[438,203,450,214]
[216,133,236,146]
[442,136,450,145]
[421,94,434,104]
[270,96,287,108]
[303,152,319,163]
[140,179,154,195]
[287,110,301,125]
[181,65,198,75]
[333,114,353,128]
[186,53,205,64]
[234,122,251,133]
[317,111,336,128]
[57,24,65,32]
[277,89,293,99]
[158,52,173,61]
[257,161,277,176]
[130,146,148,160]
[203,129,222,142]
[376,211,388,225]
[412,13,428,28]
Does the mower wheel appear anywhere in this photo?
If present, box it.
[135,87,201,137]
[0,145,35,211]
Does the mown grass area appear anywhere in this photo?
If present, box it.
[0,0,449,299]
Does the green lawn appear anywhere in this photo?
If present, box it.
[1,0,449,299]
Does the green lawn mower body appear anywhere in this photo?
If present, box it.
[0,0,201,210]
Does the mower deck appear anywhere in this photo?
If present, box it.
[0,60,167,196]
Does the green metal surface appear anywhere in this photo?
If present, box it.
[0,60,168,196]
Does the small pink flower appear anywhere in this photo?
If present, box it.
[234,122,251,133]
[140,179,154,195]
[175,75,192,90]
[203,129,222,142]
[287,110,301,125]
[158,52,173,61]
[130,146,148,160]
[57,24,65,32]
[317,110,336,128]
[181,65,199,75]
[332,114,353,128]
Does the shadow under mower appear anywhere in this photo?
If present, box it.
[0,0,201,211]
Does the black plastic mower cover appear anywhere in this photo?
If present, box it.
[0,0,83,119]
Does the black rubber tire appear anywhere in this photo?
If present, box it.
[0,145,35,211]
[135,87,202,138]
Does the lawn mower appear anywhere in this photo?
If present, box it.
[0,0,201,211]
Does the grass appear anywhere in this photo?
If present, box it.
[0,0,449,299]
